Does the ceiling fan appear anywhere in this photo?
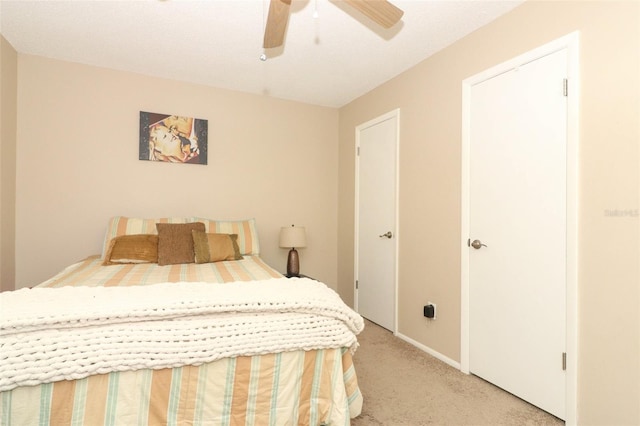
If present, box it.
[263,0,404,49]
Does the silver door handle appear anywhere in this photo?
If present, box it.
[379,231,393,239]
[470,239,487,249]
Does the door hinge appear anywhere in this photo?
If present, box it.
[357,146,360,156]
[562,352,567,371]
[355,280,359,289]
[563,78,568,97]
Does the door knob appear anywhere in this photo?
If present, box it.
[470,239,487,249]
[379,231,393,239]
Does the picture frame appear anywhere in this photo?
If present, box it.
[139,111,208,165]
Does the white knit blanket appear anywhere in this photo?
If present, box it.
[0,278,364,392]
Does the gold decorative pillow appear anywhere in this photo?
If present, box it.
[102,234,159,265]
[156,222,205,266]
[192,231,243,264]
[100,216,189,260]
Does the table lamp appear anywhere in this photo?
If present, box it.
[279,225,307,277]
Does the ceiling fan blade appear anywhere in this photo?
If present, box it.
[343,0,404,29]
[263,0,292,49]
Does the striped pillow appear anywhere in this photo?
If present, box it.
[100,216,189,260]
[191,217,260,255]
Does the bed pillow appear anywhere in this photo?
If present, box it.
[102,234,159,265]
[101,216,190,259]
[156,222,205,266]
[191,217,260,255]
[192,231,243,264]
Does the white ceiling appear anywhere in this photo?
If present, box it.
[0,0,524,107]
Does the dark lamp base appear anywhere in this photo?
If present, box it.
[287,248,300,277]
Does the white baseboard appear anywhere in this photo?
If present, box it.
[395,332,462,371]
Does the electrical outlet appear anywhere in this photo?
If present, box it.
[423,302,437,319]
[429,302,437,319]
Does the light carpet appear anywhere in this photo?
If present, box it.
[351,320,564,425]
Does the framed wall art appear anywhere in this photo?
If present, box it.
[139,111,208,165]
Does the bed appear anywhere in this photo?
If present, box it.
[0,216,364,425]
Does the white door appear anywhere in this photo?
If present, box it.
[356,110,398,331]
[468,49,568,419]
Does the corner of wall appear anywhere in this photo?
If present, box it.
[0,35,18,291]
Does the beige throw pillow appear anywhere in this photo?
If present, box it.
[192,231,243,264]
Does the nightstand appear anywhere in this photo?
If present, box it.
[285,274,316,280]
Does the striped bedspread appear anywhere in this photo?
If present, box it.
[0,257,364,424]
[38,255,283,287]
[1,349,361,425]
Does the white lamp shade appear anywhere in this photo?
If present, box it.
[279,226,307,248]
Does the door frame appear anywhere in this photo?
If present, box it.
[354,108,400,334]
[460,32,579,424]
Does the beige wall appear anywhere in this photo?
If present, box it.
[338,1,639,424]
[0,35,17,291]
[15,55,339,288]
